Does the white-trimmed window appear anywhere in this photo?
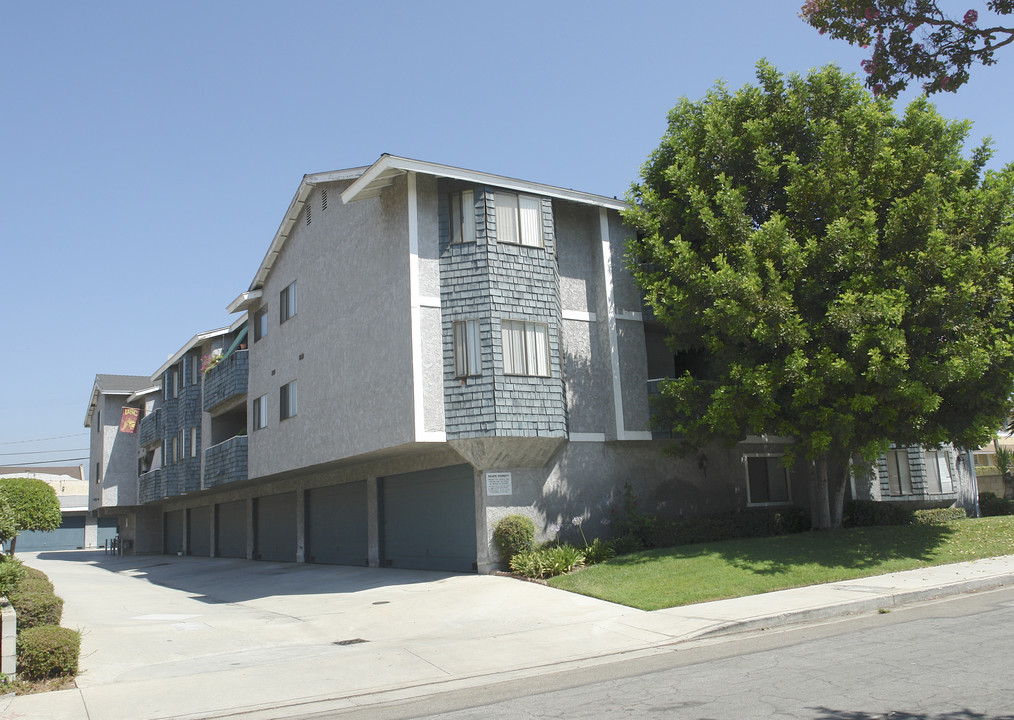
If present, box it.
[886,449,913,496]
[501,320,550,376]
[924,449,954,494]
[280,281,297,324]
[190,427,198,458]
[252,395,267,430]
[494,192,542,247]
[254,306,268,342]
[191,354,199,385]
[453,319,482,377]
[280,381,298,421]
[745,454,791,506]
[450,190,476,244]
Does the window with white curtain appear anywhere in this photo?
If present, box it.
[501,320,550,376]
[886,449,913,495]
[280,381,298,421]
[453,319,482,377]
[252,395,267,430]
[495,192,542,247]
[744,454,791,506]
[450,190,476,244]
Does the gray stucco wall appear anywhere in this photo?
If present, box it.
[94,394,141,509]
[247,177,416,480]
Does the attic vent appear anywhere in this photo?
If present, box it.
[305,202,311,226]
[321,188,328,211]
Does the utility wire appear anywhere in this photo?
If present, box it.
[0,432,89,446]
[0,457,90,467]
[0,448,89,457]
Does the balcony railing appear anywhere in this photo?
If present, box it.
[203,350,249,413]
[203,435,248,489]
[138,469,164,504]
[138,408,163,447]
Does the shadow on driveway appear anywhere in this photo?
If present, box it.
[31,550,465,605]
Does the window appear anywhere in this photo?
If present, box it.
[745,455,791,506]
[96,411,100,431]
[886,449,913,496]
[191,354,199,385]
[252,395,267,430]
[280,281,297,323]
[177,363,184,394]
[924,450,954,494]
[280,381,298,420]
[95,462,101,484]
[494,192,542,247]
[166,368,178,399]
[190,427,198,458]
[450,190,476,244]
[501,320,549,376]
[254,306,268,342]
[171,434,178,464]
[453,319,482,377]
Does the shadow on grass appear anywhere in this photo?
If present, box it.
[607,523,954,576]
[808,708,1013,720]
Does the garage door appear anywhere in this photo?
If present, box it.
[188,506,211,556]
[97,518,118,548]
[216,500,247,558]
[255,492,296,562]
[381,465,476,572]
[164,510,184,555]
[15,515,85,551]
[306,481,368,566]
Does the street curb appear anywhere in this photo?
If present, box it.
[694,571,1014,639]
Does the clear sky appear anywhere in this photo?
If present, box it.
[2,1,1011,475]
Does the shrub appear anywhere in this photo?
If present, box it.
[17,625,80,680]
[493,514,536,563]
[614,484,655,546]
[15,566,54,595]
[0,556,25,597]
[8,591,63,633]
[510,544,586,579]
[610,534,645,555]
[913,507,967,524]
[583,538,617,565]
[843,500,914,527]
[979,491,1014,517]
[644,506,811,548]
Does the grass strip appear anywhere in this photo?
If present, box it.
[548,516,1014,611]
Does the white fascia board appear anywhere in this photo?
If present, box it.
[226,290,262,314]
[342,154,630,211]
[126,385,161,404]
[247,167,368,292]
[150,326,232,381]
[229,312,249,332]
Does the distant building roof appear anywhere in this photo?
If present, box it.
[0,465,84,481]
[85,374,151,427]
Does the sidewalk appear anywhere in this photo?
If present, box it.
[3,551,1014,720]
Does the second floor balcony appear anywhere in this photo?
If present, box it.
[203,435,248,489]
[138,407,163,447]
[204,350,249,414]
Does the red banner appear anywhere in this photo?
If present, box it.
[119,407,140,433]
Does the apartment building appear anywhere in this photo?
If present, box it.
[85,155,974,572]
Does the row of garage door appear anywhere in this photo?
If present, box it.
[163,464,478,572]
[13,515,119,551]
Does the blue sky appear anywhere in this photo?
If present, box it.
[2,1,1011,474]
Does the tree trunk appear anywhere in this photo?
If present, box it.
[829,459,850,528]
[814,459,832,529]
[814,455,850,529]
[9,535,17,556]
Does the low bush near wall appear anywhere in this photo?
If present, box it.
[493,514,536,563]
[843,500,915,527]
[640,506,811,549]
[17,625,80,680]
[18,567,54,594]
[913,507,967,524]
[510,544,586,579]
[980,492,1014,517]
[8,590,63,633]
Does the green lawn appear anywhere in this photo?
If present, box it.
[547,516,1014,611]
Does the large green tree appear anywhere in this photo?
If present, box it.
[626,62,1014,528]
[0,477,62,554]
[800,1,1014,97]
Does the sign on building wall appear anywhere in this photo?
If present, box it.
[119,407,140,433]
[486,471,512,496]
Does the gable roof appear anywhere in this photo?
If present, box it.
[84,374,151,427]
[230,155,629,311]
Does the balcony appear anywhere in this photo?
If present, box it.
[138,469,165,504]
[138,408,163,447]
[203,350,248,414]
[203,435,248,489]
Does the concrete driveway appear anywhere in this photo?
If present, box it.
[6,550,649,719]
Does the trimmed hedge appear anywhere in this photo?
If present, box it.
[0,555,25,596]
[639,506,811,549]
[843,500,915,527]
[980,492,1014,517]
[913,507,967,524]
[8,590,63,633]
[17,625,80,680]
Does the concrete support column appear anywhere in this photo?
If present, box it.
[84,515,98,549]
[367,476,380,568]
[295,489,306,563]
[473,467,493,574]
[209,505,217,558]
[182,509,190,556]
[246,498,256,560]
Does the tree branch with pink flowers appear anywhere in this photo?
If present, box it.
[801,1,1014,97]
